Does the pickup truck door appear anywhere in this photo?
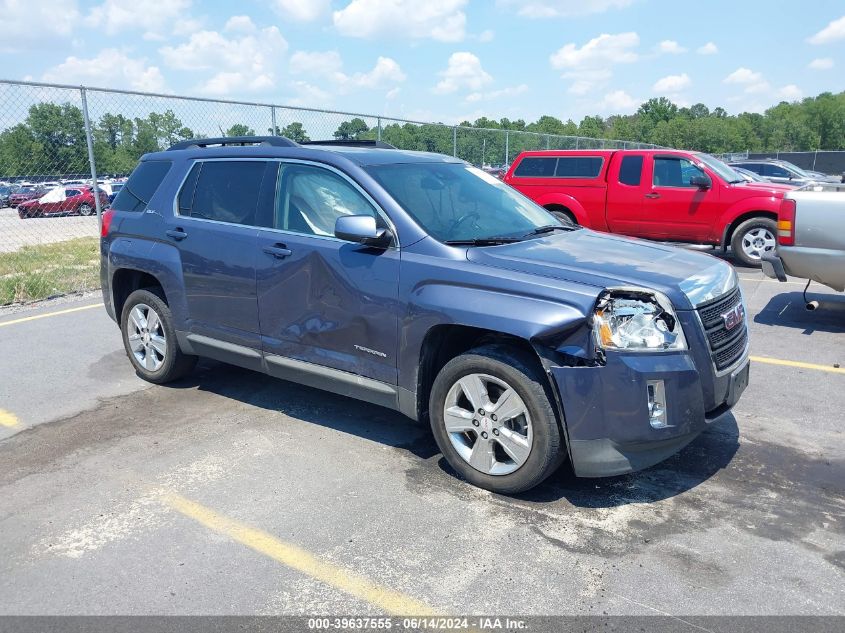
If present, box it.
[640,155,721,241]
[605,153,647,236]
[256,161,400,386]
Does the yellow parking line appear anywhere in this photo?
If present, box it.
[0,409,20,428]
[0,303,102,328]
[161,492,436,616]
[751,356,845,374]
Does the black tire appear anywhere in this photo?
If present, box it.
[550,209,577,226]
[120,288,197,384]
[730,216,777,268]
[78,202,94,216]
[429,344,564,494]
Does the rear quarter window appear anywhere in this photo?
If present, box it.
[514,157,557,177]
[555,157,603,178]
[111,160,173,212]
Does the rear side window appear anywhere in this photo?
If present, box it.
[555,157,603,178]
[514,157,557,177]
[618,156,643,186]
[181,161,267,226]
[111,160,172,212]
[741,163,764,175]
[178,163,201,215]
[762,164,790,178]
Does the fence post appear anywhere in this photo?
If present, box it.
[545,135,550,150]
[452,126,457,157]
[377,117,382,141]
[80,87,102,227]
[575,137,580,149]
[271,105,277,136]
[504,130,509,165]
[813,149,818,170]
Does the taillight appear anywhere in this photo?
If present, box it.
[777,198,796,246]
[101,209,114,238]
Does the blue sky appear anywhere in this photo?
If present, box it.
[5,0,845,124]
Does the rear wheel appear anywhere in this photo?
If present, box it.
[731,217,777,267]
[120,288,197,384]
[78,202,95,216]
[547,208,577,226]
[429,345,564,494]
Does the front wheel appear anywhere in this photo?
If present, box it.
[731,217,777,267]
[121,288,197,384]
[429,345,564,494]
[78,202,95,216]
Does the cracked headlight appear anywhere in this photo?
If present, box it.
[594,289,687,351]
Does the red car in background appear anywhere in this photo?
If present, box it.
[17,185,109,219]
[8,186,48,207]
[504,149,795,267]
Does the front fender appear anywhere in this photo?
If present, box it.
[713,196,779,243]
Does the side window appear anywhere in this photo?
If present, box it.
[65,189,81,197]
[514,157,557,178]
[764,165,790,178]
[653,157,704,188]
[188,161,267,226]
[276,164,377,237]
[178,163,201,215]
[554,157,603,178]
[618,156,643,186]
[111,160,173,213]
[743,163,764,175]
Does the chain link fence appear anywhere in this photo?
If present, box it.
[0,78,659,305]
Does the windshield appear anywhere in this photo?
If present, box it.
[780,162,810,178]
[695,153,743,183]
[367,163,559,243]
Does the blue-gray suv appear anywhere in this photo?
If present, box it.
[101,136,750,493]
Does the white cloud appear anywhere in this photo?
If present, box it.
[42,49,166,92]
[289,51,405,93]
[808,57,834,70]
[434,52,493,94]
[160,27,288,95]
[653,73,691,93]
[778,85,803,101]
[224,15,257,33]
[386,87,401,100]
[1,0,79,48]
[550,32,638,95]
[86,0,193,39]
[477,29,495,42]
[656,39,687,54]
[550,32,639,69]
[808,15,845,44]
[597,90,638,112]
[286,81,332,107]
[465,84,528,102]
[697,42,718,55]
[724,67,769,94]
[497,0,635,18]
[271,0,330,21]
[333,0,467,42]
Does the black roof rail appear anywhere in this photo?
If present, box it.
[168,136,299,151]
[300,139,398,149]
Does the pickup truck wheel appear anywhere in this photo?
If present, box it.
[429,345,564,494]
[731,217,777,267]
[550,210,577,226]
[121,288,197,384]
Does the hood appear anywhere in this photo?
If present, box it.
[731,181,794,195]
[466,229,736,310]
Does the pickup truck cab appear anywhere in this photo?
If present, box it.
[101,137,750,494]
[504,149,793,267]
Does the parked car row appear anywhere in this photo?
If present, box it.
[0,177,126,216]
[727,158,841,186]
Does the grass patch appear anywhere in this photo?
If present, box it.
[0,237,100,305]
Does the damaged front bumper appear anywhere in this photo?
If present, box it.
[551,348,749,477]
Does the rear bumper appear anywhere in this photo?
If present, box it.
[552,351,749,477]
[763,248,845,292]
[762,253,788,282]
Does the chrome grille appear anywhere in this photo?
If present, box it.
[696,287,748,371]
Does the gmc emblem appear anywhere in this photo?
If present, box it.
[721,304,745,331]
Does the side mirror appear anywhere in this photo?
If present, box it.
[334,215,392,248]
[690,174,712,189]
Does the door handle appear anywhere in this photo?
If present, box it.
[645,192,661,199]
[263,244,292,259]
[166,228,188,241]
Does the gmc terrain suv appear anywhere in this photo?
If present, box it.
[101,136,750,494]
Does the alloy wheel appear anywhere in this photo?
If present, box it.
[127,303,166,372]
[741,227,776,261]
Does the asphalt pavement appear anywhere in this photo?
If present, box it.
[0,269,843,617]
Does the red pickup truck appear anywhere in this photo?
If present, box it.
[503,149,794,266]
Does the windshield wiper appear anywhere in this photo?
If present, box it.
[524,224,577,237]
[444,236,523,246]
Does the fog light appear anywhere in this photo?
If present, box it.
[647,380,669,429]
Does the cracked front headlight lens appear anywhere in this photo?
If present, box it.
[594,290,687,351]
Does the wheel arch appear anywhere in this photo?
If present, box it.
[111,268,168,320]
[720,209,778,248]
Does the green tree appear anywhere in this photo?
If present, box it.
[333,118,370,140]
[280,122,310,142]
[226,123,255,136]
